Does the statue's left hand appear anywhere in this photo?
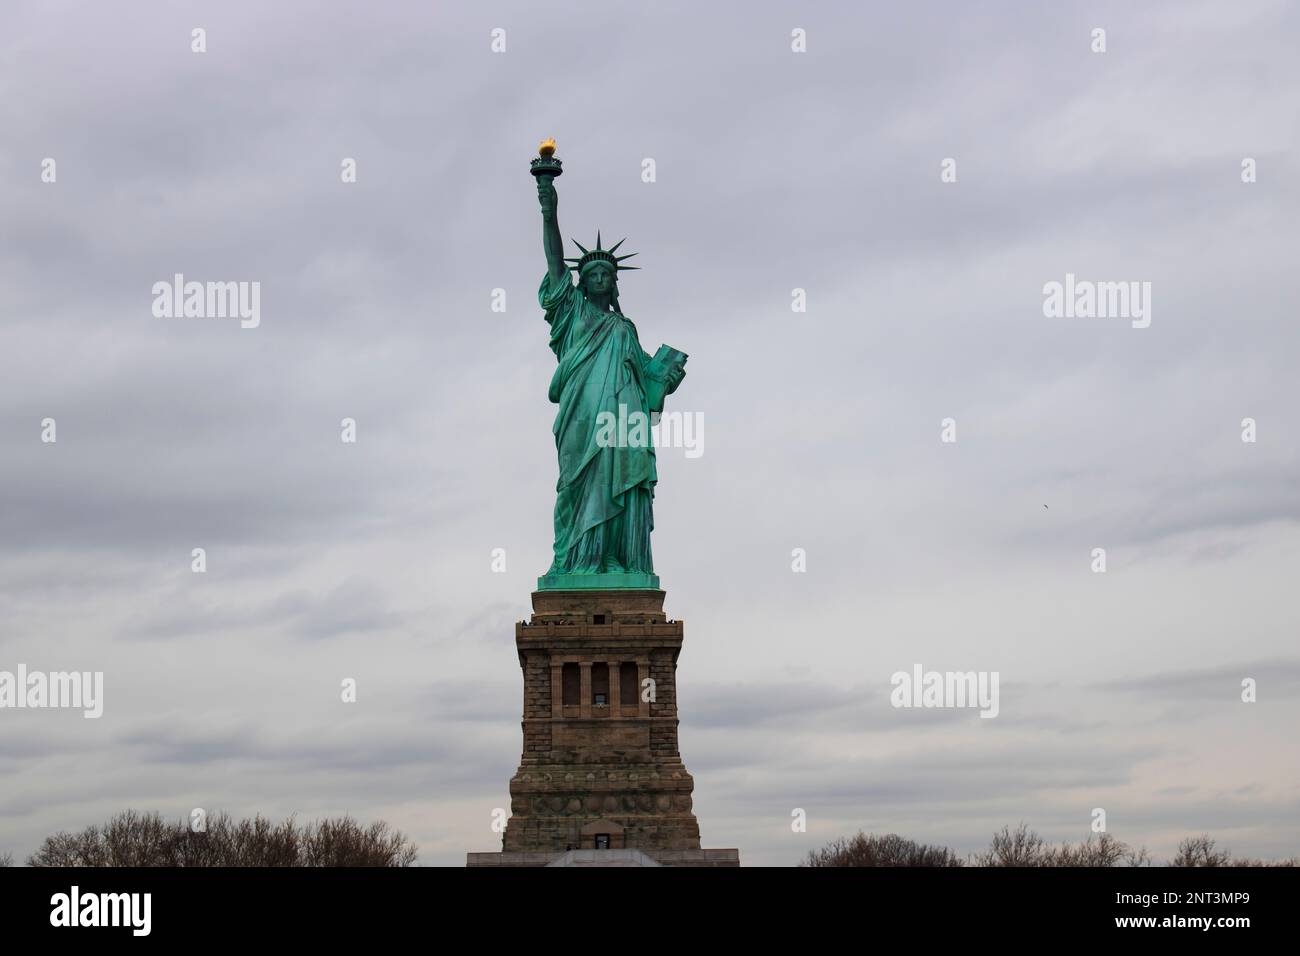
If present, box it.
[666,365,686,394]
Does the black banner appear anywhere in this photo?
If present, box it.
[1,866,1293,941]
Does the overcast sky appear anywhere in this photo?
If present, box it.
[2,0,1298,866]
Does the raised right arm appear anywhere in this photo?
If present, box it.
[537,178,567,283]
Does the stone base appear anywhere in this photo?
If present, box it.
[537,571,661,591]
[483,588,738,860]
[466,848,740,868]
[528,588,668,623]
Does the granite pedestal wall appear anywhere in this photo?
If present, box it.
[466,589,738,867]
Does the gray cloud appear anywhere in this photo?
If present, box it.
[2,0,1299,865]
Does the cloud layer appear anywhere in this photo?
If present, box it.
[2,0,1298,865]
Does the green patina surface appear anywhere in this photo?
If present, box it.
[531,147,686,591]
[536,571,660,591]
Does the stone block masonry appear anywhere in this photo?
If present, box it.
[466,589,739,867]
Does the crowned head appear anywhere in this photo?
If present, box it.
[567,232,637,286]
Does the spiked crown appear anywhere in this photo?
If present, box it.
[565,231,639,275]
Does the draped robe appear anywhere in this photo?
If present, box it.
[539,270,656,575]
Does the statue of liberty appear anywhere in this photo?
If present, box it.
[531,141,687,590]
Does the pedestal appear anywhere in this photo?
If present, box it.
[466,589,739,867]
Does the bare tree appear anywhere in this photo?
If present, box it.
[1170,834,1234,868]
[973,823,1051,866]
[972,825,1148,867]
[1124,844,1153,867]
[1051,832,1147,867]
[801,831,962,867]
[1228,856,1297,867]
[302,817,418,867]
[1169,834,1296,867]
[802,825,1295,867]
[27,810,418,867]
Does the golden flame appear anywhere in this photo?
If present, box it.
[538,138,557,158]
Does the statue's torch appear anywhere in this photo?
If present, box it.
[530,138,563,184]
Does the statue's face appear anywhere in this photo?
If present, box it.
[583,264,615,296]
